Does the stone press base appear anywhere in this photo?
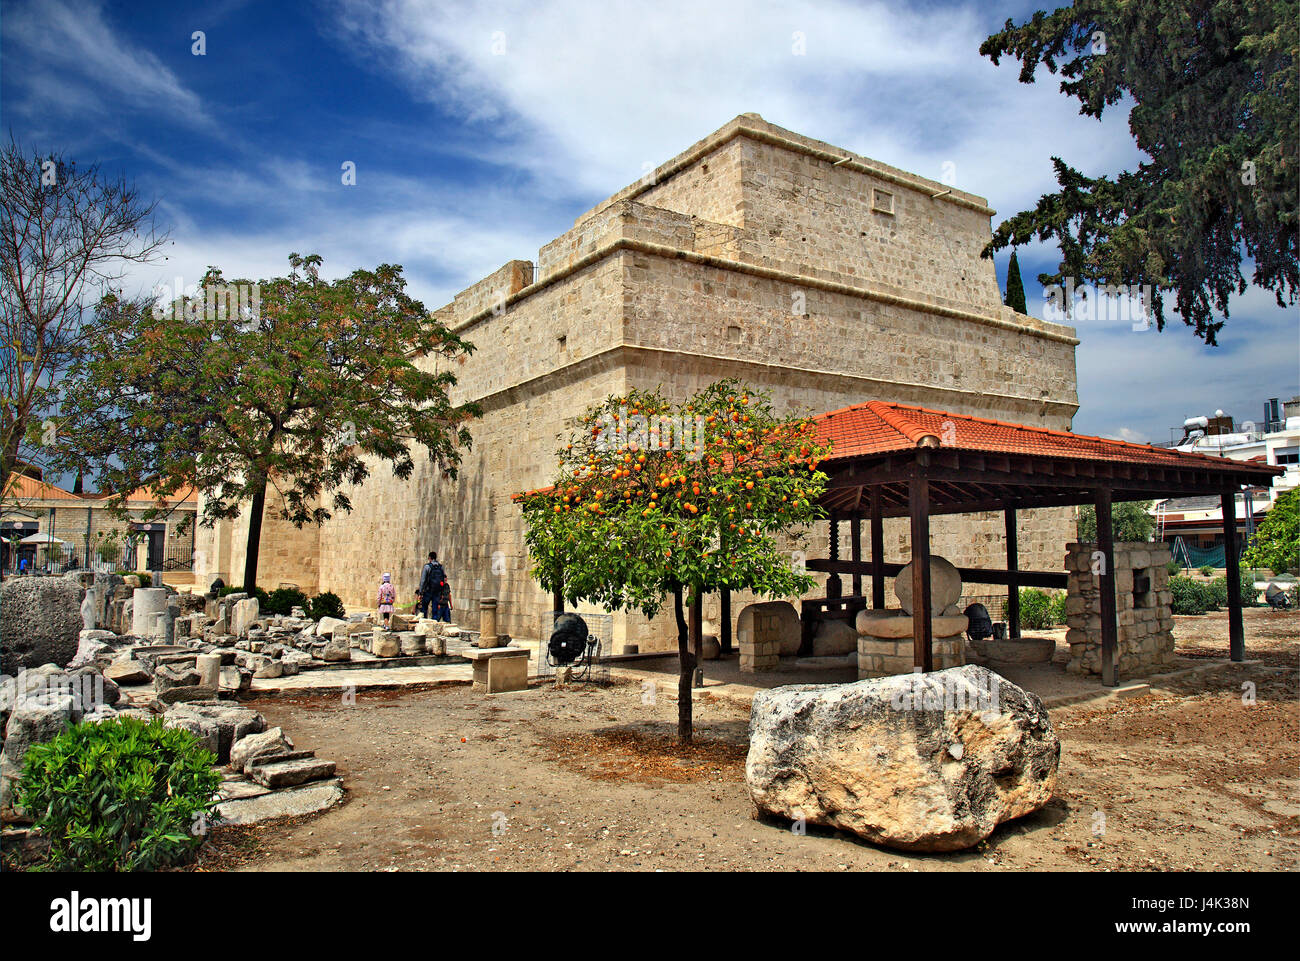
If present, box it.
[857,635,965,679]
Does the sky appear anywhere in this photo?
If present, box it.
[2,0,1297,456]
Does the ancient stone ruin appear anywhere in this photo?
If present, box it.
[1065,541,1175,676]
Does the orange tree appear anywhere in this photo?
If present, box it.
[514,379,831,742]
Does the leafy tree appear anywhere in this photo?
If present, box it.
[1244,487,1300,573]
[1077,499,1154,542]
[1004,249,1028,313]
[0,137,165,507]
[980,1,1298,343]
[53,254,479,589]
[516,380,831,742]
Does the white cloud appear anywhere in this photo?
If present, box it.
[4,0,208,130]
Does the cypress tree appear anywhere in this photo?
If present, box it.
[1005,249,1027,313]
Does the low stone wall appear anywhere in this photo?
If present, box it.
[1065,541,1174,676]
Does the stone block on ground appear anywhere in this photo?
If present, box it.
[812,619,858,657]
[230,726,294,774]
[746,665,1059,852]
[248,751,336,789]
[0,578,82,675]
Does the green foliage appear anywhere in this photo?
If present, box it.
[15,716,221,872]
[1198,564,1216,577]
[1076,501,1154,542]
[1004,249,1028,313]
[218,584,269,607]
[1171,575,1213,615]
[1207,576,1229,610]
[306,590,345,621]
[980,1,1298,343]
[1240,567,1261,607]
[51,253,481,587]
[264,586,309,616]
[1166,559,1184,577]
[1243,487,1300,574]
[115,571,151,587]
[515,380,832,618]
[1016,588,1066,630]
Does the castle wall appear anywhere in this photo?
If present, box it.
[200,116,1081,650]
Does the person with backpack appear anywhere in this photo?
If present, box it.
[377,572,397,629]
[434,573,452,623]
[416,551,445,619]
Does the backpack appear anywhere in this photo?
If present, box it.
[420,561,446,595]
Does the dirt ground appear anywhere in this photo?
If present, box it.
[200,607,1299,872]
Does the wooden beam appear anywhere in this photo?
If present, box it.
[850,514,862,597]
[1222,488,1245,661]
[806,558,1067,588]
[1095,487,1118,687]
[1005,506,1021,639]
[909,471,933,672]
[870,487,886,609]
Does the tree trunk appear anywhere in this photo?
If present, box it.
[242,475,268,590]
[674,583,695,743]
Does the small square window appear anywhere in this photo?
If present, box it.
[872,189,894,215]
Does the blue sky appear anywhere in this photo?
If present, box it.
[3,0,1296,450]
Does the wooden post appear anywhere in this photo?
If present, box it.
[720,586,732,654]
[1222,488,1245,662]
[870,487,885,610]
[909,470,933,672]
[1095,488,1118,687]
[851,514,862,597]
[827,513,842,599]
[1005,506,1021,639]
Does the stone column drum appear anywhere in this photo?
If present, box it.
[479,597,499,648]
[132,588,169,639]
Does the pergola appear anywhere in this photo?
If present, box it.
[797,401,1283,686]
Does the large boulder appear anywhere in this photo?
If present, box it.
[3,689,82,768]
[0,578,82,675]
[746,665,1059,852]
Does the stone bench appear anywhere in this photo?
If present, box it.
[461,646,530,693]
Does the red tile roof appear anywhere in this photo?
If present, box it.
[813,401,1283,475]
[2,474,82,501]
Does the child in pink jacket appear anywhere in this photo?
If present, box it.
[377,572,396,629]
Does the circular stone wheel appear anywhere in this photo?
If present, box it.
[894,556,962,616]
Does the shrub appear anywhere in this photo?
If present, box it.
[1198,564,1215,577]
[1240,568,1261,607]
[1206,576,1229,610]
[115,571,151,587]
[307,590,346,621]
[15,716,222,872]
[264,586,309,616]
[218,584,270,607]
[1166,559,1184,577]
[1016,588,1064,630]
[1170,575,1212,615]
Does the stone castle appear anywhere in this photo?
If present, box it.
[196,113,1079,649]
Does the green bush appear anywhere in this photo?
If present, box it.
[115,571,151,587]
[307,590,346,621]
[1206,577,1229,610]
[1166,559,1184,577]
[1170,575,1212,615]
[15,717,222,872]
[218,584,270,607]
[264,586,309,616]
[1240,568,1261,607]
[1198,564,1216,577]
[1015,588,1064,630]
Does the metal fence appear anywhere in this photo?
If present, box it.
[534,610,614,685]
